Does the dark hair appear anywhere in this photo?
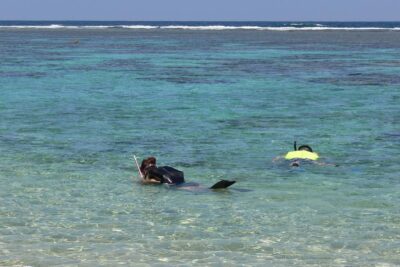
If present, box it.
[298,145,313,152]
[140,157,156,174]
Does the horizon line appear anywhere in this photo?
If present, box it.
[1,19,400,23]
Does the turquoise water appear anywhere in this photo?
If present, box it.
[1,28,400,266]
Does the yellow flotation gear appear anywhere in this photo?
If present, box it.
[285,150,319,161]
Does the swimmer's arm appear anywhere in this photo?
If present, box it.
[141,178,162,184]
[273,156,284,162]
[141,172,162,184]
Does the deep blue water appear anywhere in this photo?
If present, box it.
[1,22,400,266]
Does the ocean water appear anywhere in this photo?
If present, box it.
[1,22,400,266]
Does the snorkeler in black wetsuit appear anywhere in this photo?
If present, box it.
[139,156,235,189]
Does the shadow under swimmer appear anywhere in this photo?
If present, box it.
[135,156,236,190]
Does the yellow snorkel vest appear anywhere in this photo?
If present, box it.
[284,150,319,161]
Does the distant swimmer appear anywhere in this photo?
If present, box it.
[134,156,236,189]
[274,141,337,167]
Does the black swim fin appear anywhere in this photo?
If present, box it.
[209,180,236,189]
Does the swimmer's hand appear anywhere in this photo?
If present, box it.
[141,178,162,184]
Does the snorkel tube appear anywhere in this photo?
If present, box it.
[133,155,144,179]
[285,141,319,161]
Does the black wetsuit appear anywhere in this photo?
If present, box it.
[145,166,185,185]
[144,165,235,189]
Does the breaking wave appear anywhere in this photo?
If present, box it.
[1,24,400,31]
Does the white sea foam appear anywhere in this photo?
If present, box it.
[0,24,68,29]
[0,24,400,31]
[159,25,394,31]
[160,25,264,30]
[0,24,158,29]
[79,25,112,29]
[258,26,400,31]
[120,25,159,29]
[248,26,398,31]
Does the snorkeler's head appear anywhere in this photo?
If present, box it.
[140,157,157,174]
[298,145,313,152]
[146,157,156,165]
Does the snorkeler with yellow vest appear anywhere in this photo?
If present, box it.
[286,142,318,167]
[274,141,336,167]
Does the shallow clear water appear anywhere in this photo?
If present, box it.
[1,27,400,266]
